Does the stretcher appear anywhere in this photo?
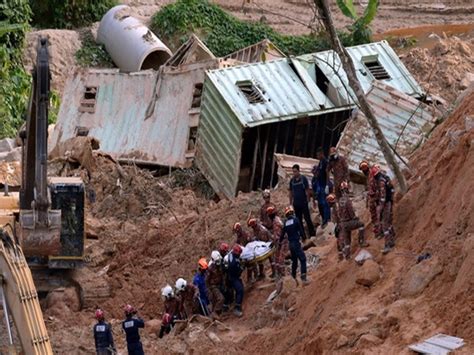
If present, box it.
[240,241,275,264]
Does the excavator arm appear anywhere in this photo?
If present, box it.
[0,227,52,354]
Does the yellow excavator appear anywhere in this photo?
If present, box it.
[0,38,85,354]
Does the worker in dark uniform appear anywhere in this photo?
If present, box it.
[93,309,115,355]
[224,244,245,317]
[122,304,145,355]
[289,164,316,240]
[283,206,308,284]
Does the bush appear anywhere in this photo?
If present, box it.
[0,0,32,138]
[75,31,113,67]
[151,0,352,57]
[30,0,117,29]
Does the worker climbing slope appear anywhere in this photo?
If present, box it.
[312,147,331,228]
[328,147,350,199]
[193,258,210,316]
[207,251,225,318]
[283,206,308,284]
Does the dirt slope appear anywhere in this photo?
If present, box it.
[243,85,474,354]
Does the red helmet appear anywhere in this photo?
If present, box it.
[162,313,172,326]
[124,304,135,316]
[233,222,241,232]
[247,218,257,227]
[340,181,349,191]
[232,244,242,256]
[371,164,381,177]
[326,194,336,204]
[359,160,369,172]
[95,309,105,321]
[266,206,276,216]
[284,206,294,217]
[219,242,229,254]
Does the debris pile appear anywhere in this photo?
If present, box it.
[401,36,474,102]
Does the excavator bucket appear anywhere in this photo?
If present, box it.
[19,210,61,256]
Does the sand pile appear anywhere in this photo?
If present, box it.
[401,36,474,102]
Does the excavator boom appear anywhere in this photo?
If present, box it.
[0,227,53,354]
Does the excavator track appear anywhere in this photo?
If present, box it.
[0,228,53,354]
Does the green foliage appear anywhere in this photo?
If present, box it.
[0,0,32,138]
[151,0,351,57]
[336,0,379,44]
[75,31,113,67]
[336,0,357,20]
[48,90,60,125]
[30,0,117,29]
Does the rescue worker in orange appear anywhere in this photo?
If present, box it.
[359,160,378,236]
[233,222,257,282]
[266,206,283,279]
[273,207,291,294]
[327,182,366,260]
[248,218,272,279]
[159,285,180,338]
[372,165,396,254]
[327,147,350,199]
[206,251,225,317]
[175,278,198,320]
[260,189,275,230]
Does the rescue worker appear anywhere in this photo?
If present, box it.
[206,251,225,317]
[175,278,198,320]
[93,309,115,355]
[234,222,258,282]
[260,189,275,230]
[312,147,331,228]
[159,285,180,338]
[360,160,379,237]
[327,147,350,199]
[193,258,210,316]
[289,164,316,239]
[248,218,272,279]
[283,206,308,284]
[122,304,145,355]
[268,206,288,293]
[329,182,367,260]
[372,165,396,254]
[218,242,230,258]
[224,244,245,317]
[233,222,252,246]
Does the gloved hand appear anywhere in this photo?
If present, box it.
[324,185,329,194]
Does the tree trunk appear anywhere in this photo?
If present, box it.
[313,0,408,194]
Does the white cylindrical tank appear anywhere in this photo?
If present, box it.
[97,5,172,72]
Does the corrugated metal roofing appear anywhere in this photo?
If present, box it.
[297,40,425,103]
[50,64,214,167]
[205,59,349,128]
[336,81,437,178]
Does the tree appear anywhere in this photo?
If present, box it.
[313,0,408,193]
[336,0,379,44]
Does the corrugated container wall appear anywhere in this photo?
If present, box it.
[196,79,243,199]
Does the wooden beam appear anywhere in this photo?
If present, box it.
[249,127,260,191]
[260,126,270,189]
[270,122,280,187]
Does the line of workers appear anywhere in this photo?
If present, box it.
[92,147,395,354]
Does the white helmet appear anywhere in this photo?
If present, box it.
[211,250,222,265]
[161,284,174,298]
[175,278,187,293]
[223,254,230,268]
